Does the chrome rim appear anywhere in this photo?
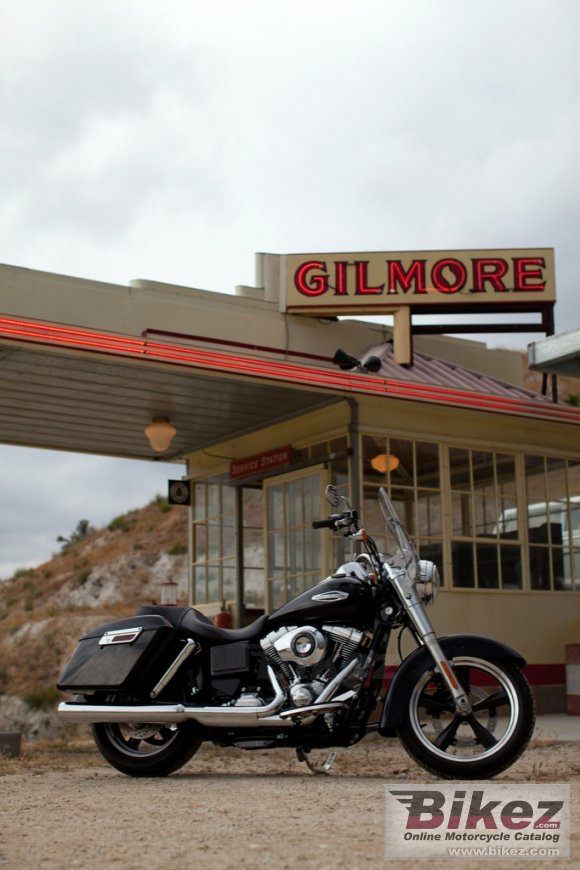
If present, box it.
[408,656,520,763]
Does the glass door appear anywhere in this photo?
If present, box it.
[264,465,329,611]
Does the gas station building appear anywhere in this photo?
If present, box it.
[1,248,578,711]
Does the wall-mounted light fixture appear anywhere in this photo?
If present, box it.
[144,419,177,453]
[370,453,400,474]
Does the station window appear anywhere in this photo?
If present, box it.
[363,437,580,593]
[363,436,444,582]
[191,473,235,605]
[191,435,351,609]
[449,449,521,590]
[524,455,580,591]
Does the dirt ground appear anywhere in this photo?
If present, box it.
[0,735,578,870]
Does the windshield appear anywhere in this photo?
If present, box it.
[378,487,419,580]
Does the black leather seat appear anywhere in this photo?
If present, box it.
[137,605,269,644]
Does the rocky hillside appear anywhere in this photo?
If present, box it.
[0,496,188,738]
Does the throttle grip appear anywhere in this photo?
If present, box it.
[312,518,338,530]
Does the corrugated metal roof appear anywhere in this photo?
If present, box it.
[366,341,552,403]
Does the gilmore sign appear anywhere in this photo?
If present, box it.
[280,248,555,315]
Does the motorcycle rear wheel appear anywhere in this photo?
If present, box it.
[397,656,535,780]
[92,721,201,777]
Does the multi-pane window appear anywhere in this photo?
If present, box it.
[362,436,444,582]
[265,468,326,610]
[191,438,580,604]
[191,436,351,609]
[362,436,580,593]
[524,455,580,591]
[242,487,264,610]
[449,449,521,589]
[192,473,235,605]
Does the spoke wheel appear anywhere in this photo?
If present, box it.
[397,656,535,779]
[92,720,201,777]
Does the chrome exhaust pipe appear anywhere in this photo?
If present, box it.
[58,701,188,724]
[58,667,288,728]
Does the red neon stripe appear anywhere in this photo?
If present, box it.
[142,339,388,391]
[0,325,145,356]
[2,313,580,425]
[0,316,144,349]
[143,327,331,363]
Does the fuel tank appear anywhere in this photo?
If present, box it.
[267,564,375,630]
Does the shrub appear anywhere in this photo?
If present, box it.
[108,514,133,532]
[169,542,187,556]
[57,519,95,552]
[155,495,172,514]
[23,685,61,710]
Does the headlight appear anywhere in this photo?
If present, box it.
[416,560,440,605]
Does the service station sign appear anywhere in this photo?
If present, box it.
[280,248,555,315]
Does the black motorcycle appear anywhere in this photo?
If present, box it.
[57,485,535,779]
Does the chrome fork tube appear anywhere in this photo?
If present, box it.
[389,568,472,715]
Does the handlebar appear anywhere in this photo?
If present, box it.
[312,509,358,532]
[312,517,339,530]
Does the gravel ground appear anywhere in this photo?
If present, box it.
[1,735,579,869]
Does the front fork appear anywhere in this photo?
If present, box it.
[388,569,472,716]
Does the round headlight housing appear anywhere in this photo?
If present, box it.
[416,559,440,605]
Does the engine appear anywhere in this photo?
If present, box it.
[259,624,370,708]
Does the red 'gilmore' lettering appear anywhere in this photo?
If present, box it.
[431,258,468,293]
[513,257,546,291]
[472,258,509,292]
[334,261,348,295]
[388,260,427,294]
[294,260,328,296]
[355,260,384,295]
[292,256,549,299]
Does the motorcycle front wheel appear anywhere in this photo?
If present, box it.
[92,720,201,777]
[397,656,535,779]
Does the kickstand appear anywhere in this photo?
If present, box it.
[296,747,337,775]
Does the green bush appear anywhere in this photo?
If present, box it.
[23,684,61,710]
[169,542,187,556]
[155,495,172,513]
[57,519,95,552]
[108,514,132,532]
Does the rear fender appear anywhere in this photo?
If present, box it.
[378,634,526,735]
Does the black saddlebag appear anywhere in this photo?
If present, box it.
[57,614,175,693]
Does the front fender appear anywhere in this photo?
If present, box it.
[378,634,526,736]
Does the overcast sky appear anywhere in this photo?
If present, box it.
[1,0,579,578]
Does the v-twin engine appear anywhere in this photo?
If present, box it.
[259,624,370,709]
